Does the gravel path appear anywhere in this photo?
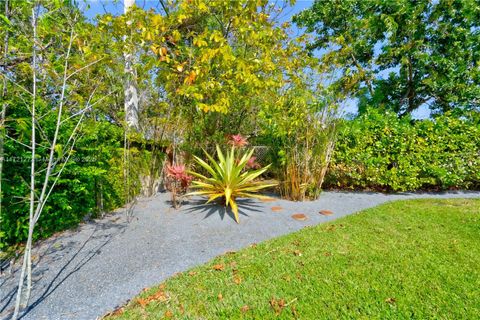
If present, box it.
[1,191,479,320]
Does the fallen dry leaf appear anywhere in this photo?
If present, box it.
[269,298,286,315]
[291,213,307,221]
[218,293,223,301]
[240,305,250,313]
[179,303,185,315]
[233,275,242,284]
[319,209,333,215]
[212,264,225,271]
[293,250,302,256]
[135,287,169,309]
[326,225,336,231]
[271,206,283,212]
[188,271,197,276]
[291,305,299,318]
[324,252,332,257]
[136,298,148,308]
[150,290,168,302]
[261,197,276,202]
[282,275,291,282]
[164,310,173,318]
[385,297,396,304]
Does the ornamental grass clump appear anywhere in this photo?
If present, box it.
[188,141,276,223]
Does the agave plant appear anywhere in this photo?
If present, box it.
[188,145,276,223]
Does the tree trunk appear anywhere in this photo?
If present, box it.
[0,0,9,228]
[124,0,139,131]
[13,8,82,317]
[12,5,36,319]
[123,0,138,221]
[405,55,416,115]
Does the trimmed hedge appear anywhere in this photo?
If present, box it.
[325,110,480,191]
[0,118,161,249]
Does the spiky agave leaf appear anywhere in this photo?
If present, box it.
[187,145,277,223]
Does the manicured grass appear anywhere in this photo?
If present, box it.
[106,199,480,319]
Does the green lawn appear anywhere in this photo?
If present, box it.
[106,199,480,319]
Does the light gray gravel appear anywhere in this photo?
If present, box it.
[1,190,479,320]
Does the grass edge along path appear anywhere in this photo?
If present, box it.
[105,198,480,319]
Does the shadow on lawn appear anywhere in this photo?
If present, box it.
[183,197,264,222]
[0,217,127,320]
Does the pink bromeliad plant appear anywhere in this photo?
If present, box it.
[228,134,248,147]
[245,156,261,169]
[166,164,193,188]
[166,164,193,208]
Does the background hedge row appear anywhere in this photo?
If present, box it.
[325,110,480,191]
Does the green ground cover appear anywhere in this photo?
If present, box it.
[107,199,480,319]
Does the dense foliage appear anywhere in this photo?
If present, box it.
[326,110,480,191]
[0,0,478,250]
[0,1,164,249]
[294,0,480,115]
[0,0,335,248]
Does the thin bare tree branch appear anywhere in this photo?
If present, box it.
[65,57,104,81]
[12,4,37,319]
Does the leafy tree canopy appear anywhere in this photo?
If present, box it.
[293,0,480,116]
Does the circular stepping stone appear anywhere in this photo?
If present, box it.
[291,213,307,221]
[271,206,283,212]
[319,210,334,216]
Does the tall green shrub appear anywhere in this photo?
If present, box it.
[0,118,158,248]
